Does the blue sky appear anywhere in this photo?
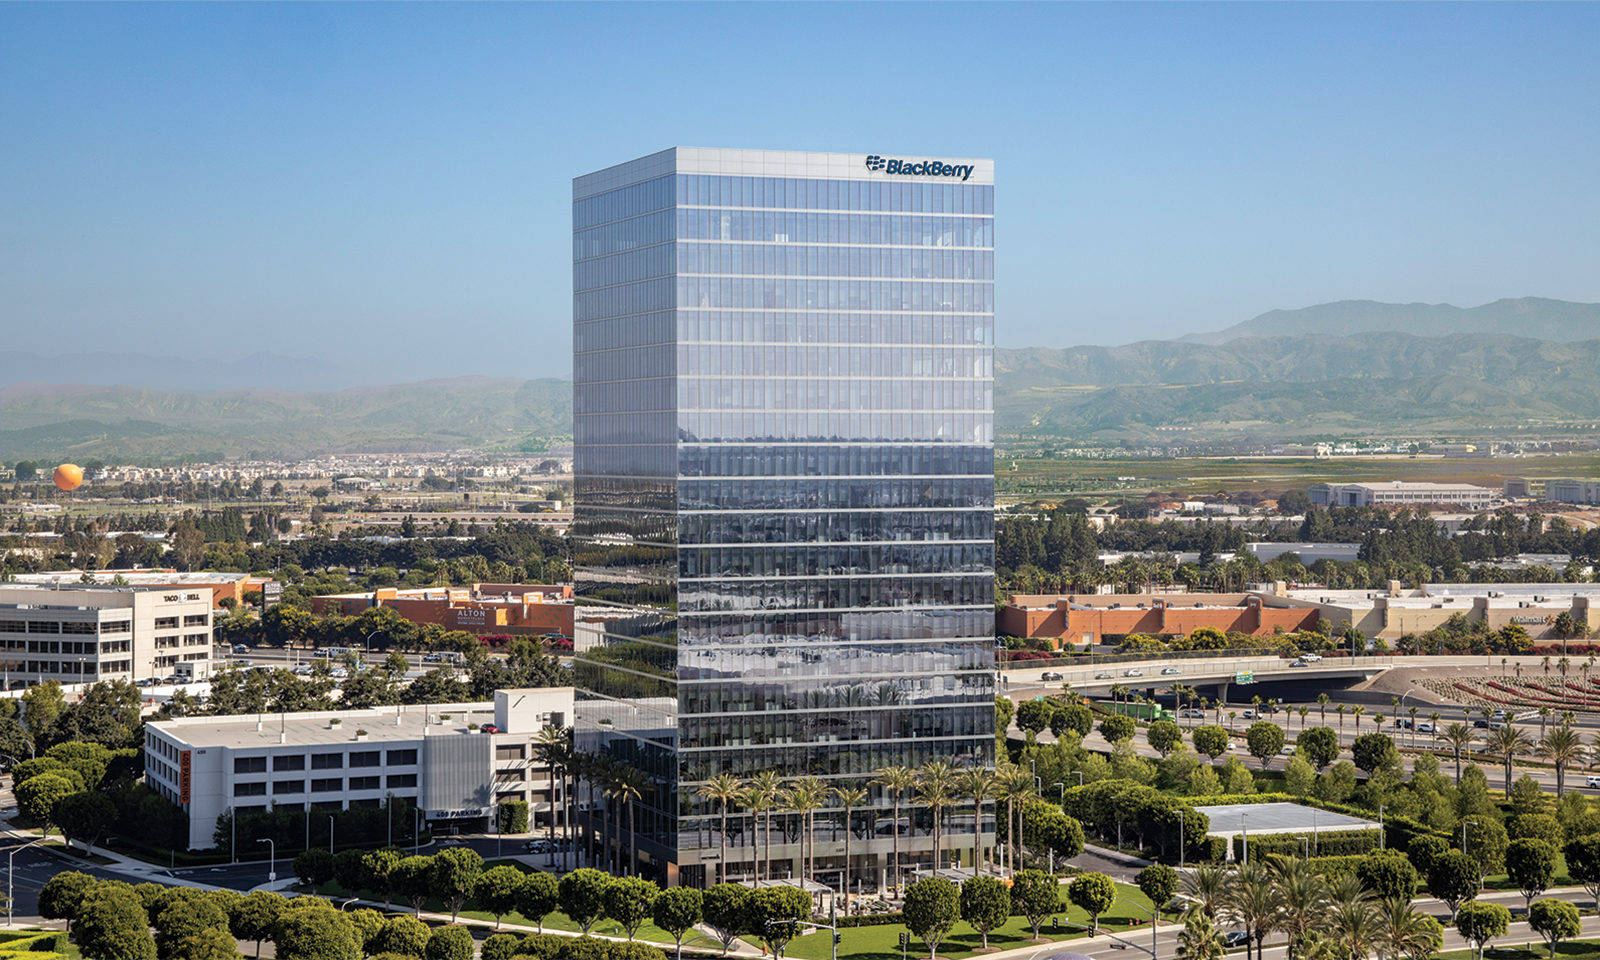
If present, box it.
[3,2,1598,383]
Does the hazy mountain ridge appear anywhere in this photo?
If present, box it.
[1182,297,1600,345]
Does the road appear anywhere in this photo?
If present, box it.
[0,837,143,921]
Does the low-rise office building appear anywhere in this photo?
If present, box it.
[1308,481,1495,511]
[146,686,574,849]
[312,584,574,639]
[0,584,213,689]
[8,570,276,609]
[1000,592,1319,645]
[1257,581,1600,641]
[1542,479,1600,506]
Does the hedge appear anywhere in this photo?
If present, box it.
[1232,829,1380,860]
[499,800,531,834]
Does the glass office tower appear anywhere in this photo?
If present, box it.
[573,148,994,889]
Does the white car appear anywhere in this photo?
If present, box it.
[1123,669,1143,677]
[1280,746,1296,756]
[1586,776,1600,789]
[1241,709,1255,719]
[1417,722,1435,733]
[1301,653,1323,662]
[1161,667,1181,675]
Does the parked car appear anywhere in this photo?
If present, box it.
[422,653,443,663]
[1161,667,1181,675]
[480,723,501,734]
[1280,745,1296,756]
[231,644,249,654]
[1224,932,1250,948]
[1241,709,1255,719]
[1587,776,1600,789]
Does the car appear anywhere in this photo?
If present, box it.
[1123,669,1143,677]
[1300,653,1323,662]
[1290,659,1308,667]
[1417,722,1435,733]
[1241,709,1255,719]
[1473,719,1489,728]
[481,724,501,734]
[1225,741,1239,752]
[1095,672,1114,680]
[1161,667,1180,675]
[1588,776,1600,789]
[1040,671,1063,682]
[1224,932,1250,948]
[422,653,443,663]
[231,644,249,654]
[523,839,553,853]
[1280,745,1296,755]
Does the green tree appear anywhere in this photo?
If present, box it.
[1350,732,1398,774]
[166,928,241,960]
[1056,702,1093,737]
[372,915,432,957]
[54,791,116,855]
[1012,869,1061,939]
[559,868,611,934]
[292,848,335,888]
[473,865,528,929]
[360,848,402,909]
[904,877,961,960]
[346,909,385,955]
[520,870,560,933]
[701,884,749,956]
[602,877,661,942]
[1563,833,1600,906]
[1506,839,1557,909]
[1099,714,1136,743]
[1244,721,1285,769]
[1529,898,1581,958]
[15,772,75,834]
[1454,902,1509,960]
[1465,818,1510,882]
[1426,850,1481,919]
[1356,849,1419,901]
[959,876,1010,950]
[393,855,435,914]
[1146,720,1182,756]
[1297,726,1340,770]
[430,847,484,922]
[1068,872,1117,935]
[74,886,157,960]
[272,901,361,960]
[1192,725,1229,760]
[1175,906,1225,960]
[741,886,810,960]
[482,934,521,960]
[155,898,232,960]
[652,886,704,960]
[1135,864,1179,908]
[228,890,286,959]
[425,925,474,960]
[1016,700,1054,736]
[38,870,96,933]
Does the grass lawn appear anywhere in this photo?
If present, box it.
[784,882,1165,960]
[1436,941,1600,960]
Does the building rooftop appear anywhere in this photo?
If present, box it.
[10,570,264,586]
[1191,801,1379,837]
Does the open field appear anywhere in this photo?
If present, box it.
[996,453,1600,501]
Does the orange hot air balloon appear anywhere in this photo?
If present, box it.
[54,463,84,492]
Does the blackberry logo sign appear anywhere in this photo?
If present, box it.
[864,154,973,181]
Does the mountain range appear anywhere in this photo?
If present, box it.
[3,297,1599,458]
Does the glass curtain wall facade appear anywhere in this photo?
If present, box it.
[573,148,994,889]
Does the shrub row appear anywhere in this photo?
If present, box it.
[481,933,667,960]
[1232,829,1381,860]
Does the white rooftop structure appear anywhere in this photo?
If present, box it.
[1192,801,1378,837]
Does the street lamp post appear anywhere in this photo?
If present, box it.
[7,837,44,928]
[1240,815,1248,865]
[1378,806,1385,850]
[329,816,335,855]
[258,838,276,884]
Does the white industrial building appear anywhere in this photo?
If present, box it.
[145,686,574,849]
[1307,481,1495,510]
[0,584,214,690]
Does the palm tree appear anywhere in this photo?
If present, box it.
[1483,724,1533,797]
[1326,874,1379,960]
[1228,861,1279,960]
[1538,705,1553,738]
[1352,705,1365,733]
[1539,725,1587,796]
[1318,693,1329,726]
[534,725,571,862]
[995,764,1033,878]
[833,785,868,906]
[1375,896,1441,960]
[872,765,918,896]
[1407,707,1420,748]
[1437,723,1476,784]
[917,761,958,873]
[955,767,996,877]
[785,777,828,893]
[1271,857,1329,960]
[1336,704,1347,734]
[1176,907,1226,960]
[1183,864,1230,920]
[695,773,745,885]
[1297,705,1310,730]
[1543,654,1552,675]
[745,770,784,883]
[610,766,645,876]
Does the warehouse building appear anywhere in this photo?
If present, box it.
[311,584,574,639]
[0,584,213,689]
[1000,592,1318,645]
[1307,481,1495,510]
[145,686,574,849]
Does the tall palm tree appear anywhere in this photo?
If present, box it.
[534,725,571,861]
[745,770,785,883]
[611,765,645,876]
[995,764,1034,878]
[1182,864,1230,920]
[917,761,958,874]
[1227,861,1279,960]
[695,773,745,885]
[1437,723,1476,784]
[1374,896,1441,960]
[1351,705,1365,733]
[1318,693,1330,726]
[1176,907,1226,960]
[1298,705,1310,730]
[785,777,828,893]
[955,767,996,877]
[1336,704,1347,734]
[1484,724,1533,797]
[872,765,918,896]
[1539,705,1553,738]
[1407,707,1420,748]
[1325,874,1379,960]
[1271,856,1329,960]
[1539,725,1587,796]
[833,785,868,906]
